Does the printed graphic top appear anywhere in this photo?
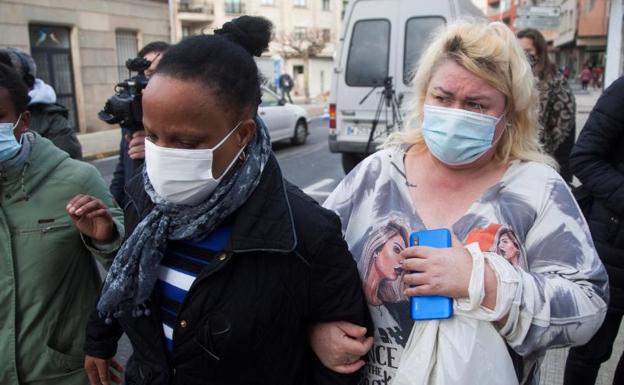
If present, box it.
[323,147,608,385]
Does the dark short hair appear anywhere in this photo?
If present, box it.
[155,16,272,119]
[517,28,556,81]
[138,41,170,58]
[0,63,30,115]
[0,51,12,67]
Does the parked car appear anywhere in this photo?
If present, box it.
[329,0,483,173]
[260,86,308,145]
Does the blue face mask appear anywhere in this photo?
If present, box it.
[0,114,23,161]
[422,104,502,166]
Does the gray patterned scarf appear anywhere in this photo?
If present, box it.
[97,118,272,321]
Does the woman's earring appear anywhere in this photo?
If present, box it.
[239,149,248,162]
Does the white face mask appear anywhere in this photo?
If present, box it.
[145,121,244,205]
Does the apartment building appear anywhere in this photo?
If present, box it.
[175,0,345,100]
[0,0,170,133]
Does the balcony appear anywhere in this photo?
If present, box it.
[224,1,246,14]
[178,1,215,22]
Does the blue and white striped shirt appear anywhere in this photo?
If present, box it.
[154,227,231,352]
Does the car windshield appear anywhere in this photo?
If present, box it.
[261,89,280,107]
[345,19,390,87]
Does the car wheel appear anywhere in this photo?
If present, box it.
[291,119,307,145]
[341,153,365,174]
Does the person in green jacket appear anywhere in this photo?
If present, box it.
[0,48,83,159]
[0,63,124,384]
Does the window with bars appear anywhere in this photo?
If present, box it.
[28,24,79,130]
[225,0,243,13]
[293,0,306,8]
[115,30,138,81]
[294,26,307,40]
[322,0,330,11]
[322,28,331,42]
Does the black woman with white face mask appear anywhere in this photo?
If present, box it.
[83,16,371,385]
[310,20,608,385]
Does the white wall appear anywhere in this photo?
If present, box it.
[308,57,333,99]
[605,0,624,87]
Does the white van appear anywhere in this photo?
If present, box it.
[329,0,483,172]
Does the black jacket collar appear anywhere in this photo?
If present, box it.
[229,154,297,253]
[126,154,297,254]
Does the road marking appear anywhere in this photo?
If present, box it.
[303,178,334,198]
[275,140,327,162]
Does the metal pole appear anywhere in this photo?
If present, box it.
[604,0,623,87]
[168,0,178,43]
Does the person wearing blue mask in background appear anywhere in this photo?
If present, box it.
[83,16,370,385]
[0,48,83,159]
[308,20,608,385]
[0,62,123,385]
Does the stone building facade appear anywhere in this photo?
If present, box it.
[0,0,170,133]
[174,0,345,101]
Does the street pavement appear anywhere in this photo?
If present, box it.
[88,89,622,384]
[90,117,341,203]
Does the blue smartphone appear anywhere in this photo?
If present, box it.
[409,229,454,320]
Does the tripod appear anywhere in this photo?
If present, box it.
[359,76,404,155]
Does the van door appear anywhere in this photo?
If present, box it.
[335,0,400,145]
[396,1,450,106]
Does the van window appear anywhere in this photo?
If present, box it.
[404,17,445,84]
[346,19,390,86]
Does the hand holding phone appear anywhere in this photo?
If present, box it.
[409,229,454,320]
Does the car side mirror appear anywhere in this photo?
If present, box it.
[278,98,287,106]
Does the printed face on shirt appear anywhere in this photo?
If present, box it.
[497,232,520,266]
[375,233,406,281]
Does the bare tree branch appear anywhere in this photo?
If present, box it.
[273,28,329,102]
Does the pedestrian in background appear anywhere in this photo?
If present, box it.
[279,71,294,103]
[0,48,82,159]
[592,65,603,90]
[0,62,123,385]
[109,41,169,206]
[564,76,624,385]
[580,65,593,90]
[83,16,370,385]
[518,28,576,183]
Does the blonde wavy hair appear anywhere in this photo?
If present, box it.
[386,19,556,168]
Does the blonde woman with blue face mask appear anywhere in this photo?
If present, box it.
[310,20,609,385]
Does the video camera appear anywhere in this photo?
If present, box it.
[98,57,150,132]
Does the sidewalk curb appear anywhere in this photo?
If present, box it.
[83,150,119,162]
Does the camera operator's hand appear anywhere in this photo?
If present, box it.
[126,130,146,160]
